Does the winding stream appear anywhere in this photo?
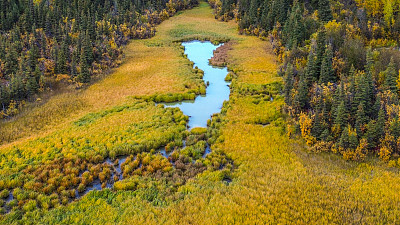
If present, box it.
[165,41,231,128]
[2,41,231,209]
[78,41,230,195]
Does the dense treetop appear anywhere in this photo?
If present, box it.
[0,0,198,117]
[209,0,400,164]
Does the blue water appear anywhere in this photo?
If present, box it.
[164,41,230,129]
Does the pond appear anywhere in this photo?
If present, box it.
[164,41,231,129]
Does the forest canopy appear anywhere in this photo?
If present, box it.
[209,0,400,164]
[0,0,198,117]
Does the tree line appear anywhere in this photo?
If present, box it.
[0,0,199,117]
[209,0,400,163]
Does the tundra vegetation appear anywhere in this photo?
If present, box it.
[0,1,400,224]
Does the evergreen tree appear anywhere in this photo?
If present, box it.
[338,125,358,150]
[319,45,335,84]
[284,63,294,105]
[57,41,68,74]
[383,58,398,93]
[366,107,385,149]
[0,85,10,110]
[4,44,19,76]
[248,0,259,24]
[87,10,96,40]
[315,29,326,80]
[376,107,386,137]
[276,0,291,26]
[9,75,26,100]
[348,127,359,149]
[78,49,90,83]
[82,31,94,65]
[283,0,304,49]
[312,109,323,139]
[260,0,273,31]
[335,100,347,130]
[338,125,350,149]
[295,73,309,111]
[365,47,374,76]
[26,72,39,97]
[33,65,42,83]
[320,128,331,141]
[318,0,333,22]
[371,95,381,119]
[304,49,317,85]
[355,103,367,137]
[365,57,376,114]
[349,65,358,115]
[27,39,39,71]
[389,118,400,140]
[70,50,78,77]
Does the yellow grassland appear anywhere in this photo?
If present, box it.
[2,2,400,224]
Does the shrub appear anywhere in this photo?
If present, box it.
[0,189,10,199]
[77,184,86,193]
[22,200,37,212]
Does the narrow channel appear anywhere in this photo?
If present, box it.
[164,41,231,128]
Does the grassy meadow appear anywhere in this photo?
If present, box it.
[1,1,400,224]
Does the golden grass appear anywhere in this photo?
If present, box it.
[0,16,201,146]
[118,3,400,224]
[3,2,400,224]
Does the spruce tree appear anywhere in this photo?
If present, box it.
[78,49,90,83]
[284,63,294,106]
[82,31,94,65]
[365,59,376,113]
[9,75,26,100]
[383,58,398,93]
[355,102,367,137]
[283,0,304,49]
[70,50,78,77]
[295,73,309,111]
[318,0,333,22]
[305,49,317,85]
[28,39,39,71]
[371,95,381,119]
[261,0,273,31]
[348,127,359,149]
[87,10,96,40]
[315,29,326,80]
[57,41,68,74]
[338,125,350,149]
[349,66,358,115]
[389,118,400,140]
[335,100,347,130]
[320,128,330,141]
[376,107,385,137]
[248,0,259,24]
[0,85,10,110]
[319,45,335,84]
[4,44,19,76]
[365,47,374,75]
[33,66,41,83]
[26,72,39,97]
[276,0,290,26]
[366,107,386,149]
[354,74,366,114]
[312,110,323,139]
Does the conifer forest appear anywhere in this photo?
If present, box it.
[1,0,400,224]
